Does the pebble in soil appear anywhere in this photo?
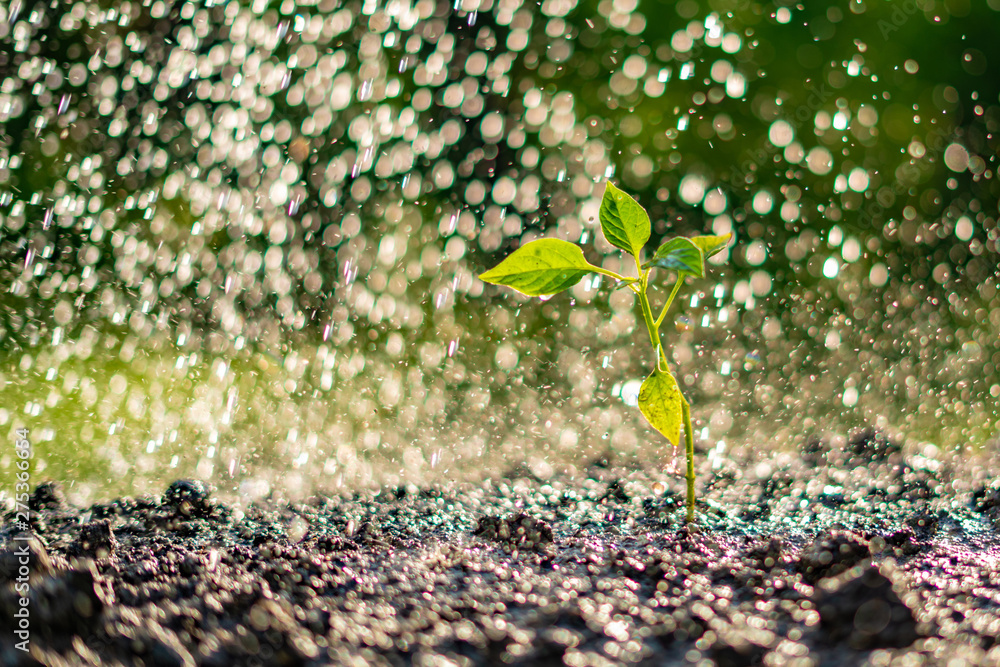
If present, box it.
[3,430,1000,666]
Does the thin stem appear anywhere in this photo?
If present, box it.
[637,270,696,524]
[590,266,639,285]
[682,398,696,523]
[637,283,662,358]
[654,277,685,328]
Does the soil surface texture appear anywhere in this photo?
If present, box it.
[4,429,1000,666]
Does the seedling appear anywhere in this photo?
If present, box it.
[479,182,732,522]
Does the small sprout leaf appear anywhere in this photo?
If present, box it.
[638,369,683,446]
[599,181,650,259]
[691,233,733,260]
[643,237,705,277]
[479,238,599,297]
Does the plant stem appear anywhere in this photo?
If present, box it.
[591,266,639,285]
[636,276,697,524]
[654,277,685,328]
[636,276,664,363]
[681,398,695,523]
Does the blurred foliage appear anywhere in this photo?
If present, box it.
[0,0,998,497]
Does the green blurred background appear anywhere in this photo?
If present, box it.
[1,0,998,504]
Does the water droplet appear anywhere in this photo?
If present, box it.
[822,257,840,279]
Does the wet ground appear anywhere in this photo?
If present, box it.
[4,429,1000,666]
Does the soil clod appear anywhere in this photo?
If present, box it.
[76,521,117,559]
[29,482,69,512]
[162,480,213,518]
[474,513,554,553]
[797,530,871,583]
[814,563,922,651]
[848,428,902,462]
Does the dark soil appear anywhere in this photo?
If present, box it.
[4,429,1000,666]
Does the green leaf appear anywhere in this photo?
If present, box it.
[479,238,599,297]
[691,233,733,260]
[638,369,683,446]
[642,237,704,277]
[599,181,650,259]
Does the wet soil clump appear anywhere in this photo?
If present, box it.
[4,430,1000,666]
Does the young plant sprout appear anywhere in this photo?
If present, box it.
[479,182,732,523]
